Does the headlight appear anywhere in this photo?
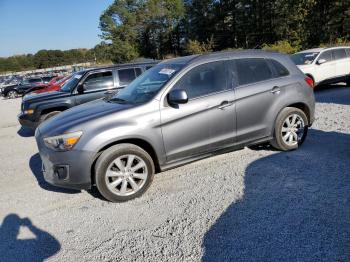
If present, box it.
[24,109,34,115]
[44,131,82,151]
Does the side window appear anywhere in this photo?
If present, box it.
[135,68,142,77]
[236,58,273,85]
[29,78,42,83]
[83,71,114,92]
[269,59,289,77]
[318,50,332,62]
[118,68,136,86]
[332,49,347,60]
[172,61,228,99]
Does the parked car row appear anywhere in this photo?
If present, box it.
[22,51,316,202]
[0,75,62,98]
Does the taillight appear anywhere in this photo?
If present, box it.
[305,77,314,88]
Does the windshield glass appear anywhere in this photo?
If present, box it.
[109,63,184,104]
[60,72,84,92]
[291,52,319,65]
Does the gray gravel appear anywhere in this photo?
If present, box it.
[0,84,349,262]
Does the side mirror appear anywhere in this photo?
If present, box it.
[317,59,326,65]
[168,89,188,105]
[77,84,84,94]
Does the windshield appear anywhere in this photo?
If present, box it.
[109,63,184,104]
[291,52,319,65]
[60,72,84,92]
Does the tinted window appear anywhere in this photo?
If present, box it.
[118,69,136,86]
[173,61,228,99]
[83,71,113,92]
[318,50,332,62]
[135,68,142,77]
[332,49,347,60]
[236,58,273,85]
[270,59,289,77]
[29,78,42,83]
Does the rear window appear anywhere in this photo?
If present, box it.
[118,68,136,86]
[236,58,273,85]
[269,59,289,77]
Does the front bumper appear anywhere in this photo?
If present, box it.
[18,112,39,129]
[35,129,95,190]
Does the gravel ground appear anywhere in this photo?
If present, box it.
[0,84,349,262]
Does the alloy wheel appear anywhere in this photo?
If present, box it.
[105,154,148,196]
[281,113,305,146]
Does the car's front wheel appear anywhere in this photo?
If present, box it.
[7,90,18,99]
[95,144,155,202]
[271,107,308,151]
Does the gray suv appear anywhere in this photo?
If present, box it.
[35,51,315,202]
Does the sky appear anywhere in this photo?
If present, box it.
[0,0,114,57]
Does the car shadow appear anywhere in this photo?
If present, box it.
[202,129,350,261]
[29,153,80,194]
[17,126,35,137]
[0,214,61,262]
[314,83,350,105]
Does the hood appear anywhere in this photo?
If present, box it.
[23,90,69,103]
[38,99,134,136]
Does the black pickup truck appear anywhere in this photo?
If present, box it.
[18,62,157,129]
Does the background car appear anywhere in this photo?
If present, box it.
[291,46,350,86]
[29,75,71,95]
[19,62,157,128]
[25,75,67,94]
[1,78,44,98]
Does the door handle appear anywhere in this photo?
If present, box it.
[218,100,234,110]
[271,86,281,94]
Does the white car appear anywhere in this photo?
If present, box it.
[291,46,350,86]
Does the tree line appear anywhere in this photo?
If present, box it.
[1,0,349,73]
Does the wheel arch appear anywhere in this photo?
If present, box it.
[90,138,161,186]
[40,106,69,115]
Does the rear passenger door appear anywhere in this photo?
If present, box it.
[75,70,115,105]
[332,48,350,78]
[233,58,289,144]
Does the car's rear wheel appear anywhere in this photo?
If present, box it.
[7,90,18,99]
[95,144,155,202]
[271,107,308,151]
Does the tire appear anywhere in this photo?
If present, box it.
[7,90,18,99]
[270,107,308,151]
[38,111,60,126]
[95,144,155,202]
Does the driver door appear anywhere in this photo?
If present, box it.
[160,61,236,163]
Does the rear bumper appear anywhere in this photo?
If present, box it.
[35,129,95,190]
